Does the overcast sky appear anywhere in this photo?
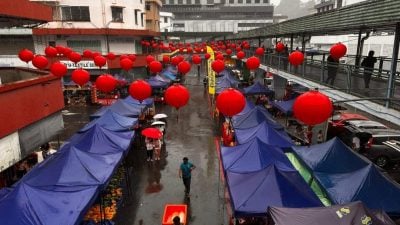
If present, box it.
[270,0,311,6]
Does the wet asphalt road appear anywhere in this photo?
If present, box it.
[114,72,225,225]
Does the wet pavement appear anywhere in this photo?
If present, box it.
[114,72,225,225]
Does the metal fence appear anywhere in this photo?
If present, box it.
[244,50,400,109]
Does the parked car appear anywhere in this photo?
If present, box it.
[327,113,369,139]
[363,129,400,168]
[345,120,388,130]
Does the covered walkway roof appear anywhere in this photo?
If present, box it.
[0,0,52,28]
[223,0,400,40]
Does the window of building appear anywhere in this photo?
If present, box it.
[61,6,90,21]
[141,13,144,27]
[165,28,168,32]
[246,0,251,3]
[48,41,56,47]
[187,0,192,4]
[178,0,183,4]
[169,0,174,4]
[67,40,101,53]
[207,0,214,4]
[263,0,268,3]
[255,0,260,3]
[164,17,168,23]
[195,0,200,3]
[134,9,140,25]
[229,0,234,3]
[111,7,123,22]
[161,0,166,4]
[145,3,151,10]
[238,0,243,3]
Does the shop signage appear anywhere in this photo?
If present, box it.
[61,61,108,69]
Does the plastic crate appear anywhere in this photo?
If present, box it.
[162,204,187,225]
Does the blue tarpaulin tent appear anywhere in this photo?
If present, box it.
[272,99,295,115]
[233,98,255,118]
[243,81,274,96]
[146,75,170,88]
[90,100,142,119]
[83,110,137,132]
[0,182,99,225]
[232,105,283,130]
[160,66,177,80]
[123,96,154,107]
[221,138,322,217]
[292,138,400,216]
[235,121,293,148]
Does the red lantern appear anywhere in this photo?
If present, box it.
[162,55,170,64]
[255,47,264,56]
[120,58,133,71]
[32,55,48,70]
[18,49,34,63]
[246,56,260,70]
[71,69,90,86]
[187,47,193,53]
[226,49,232,55]
[129,80,152,102]
[68,52,82,64]
[192,55,201,65]
[276,42,285,52]
[288,51,304,66]
[330,42,347,60]
[95,74,117,93]
[171,57,180,66]
[177,61,191,75]
[55,45,65,56]
[128,54,137,62]
[149,61,163,74]
[216,88,246,117]
[106,52,116,60]
[62,47,72,57]
[94,55,107,68]
[244,44,250,49]
[293,90,333,126]
[216,54,224,61]
[236,51,245,60]
[45,46,58,57]
[146,55,155,64]
[50,62,67,78]
[236,47,242,52]
[120,55,129,60]
[83,49,93,58]
[212,60,225,74]
[205,53,211,60]
[164,84,190,109]
[92,52,101,59]
[177,55,184,63]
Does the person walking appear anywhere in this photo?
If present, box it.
[179,157,196,196]
[361,50,377,88]
[325,54,339,85]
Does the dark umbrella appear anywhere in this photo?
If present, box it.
[141,127,163,139]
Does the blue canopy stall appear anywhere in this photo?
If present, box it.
[146,75,170,89]
[221,138,322,217]
[271,99,295,116]
[234,121,293,148]
[0,182,99,225]
[233,98,255,118]
[292,138,400,217]
[232,105,283,130]
[123,96,154,107]
[243,81,274,96]
[90,99,143,120]
[84,110,138,132]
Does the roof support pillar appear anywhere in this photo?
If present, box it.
[386,22,400,108]
[290,34,294,52]
[301,34,306,53]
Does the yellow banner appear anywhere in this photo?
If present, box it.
[206,46,215,95]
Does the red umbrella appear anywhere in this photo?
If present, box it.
[141,127,163,139]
